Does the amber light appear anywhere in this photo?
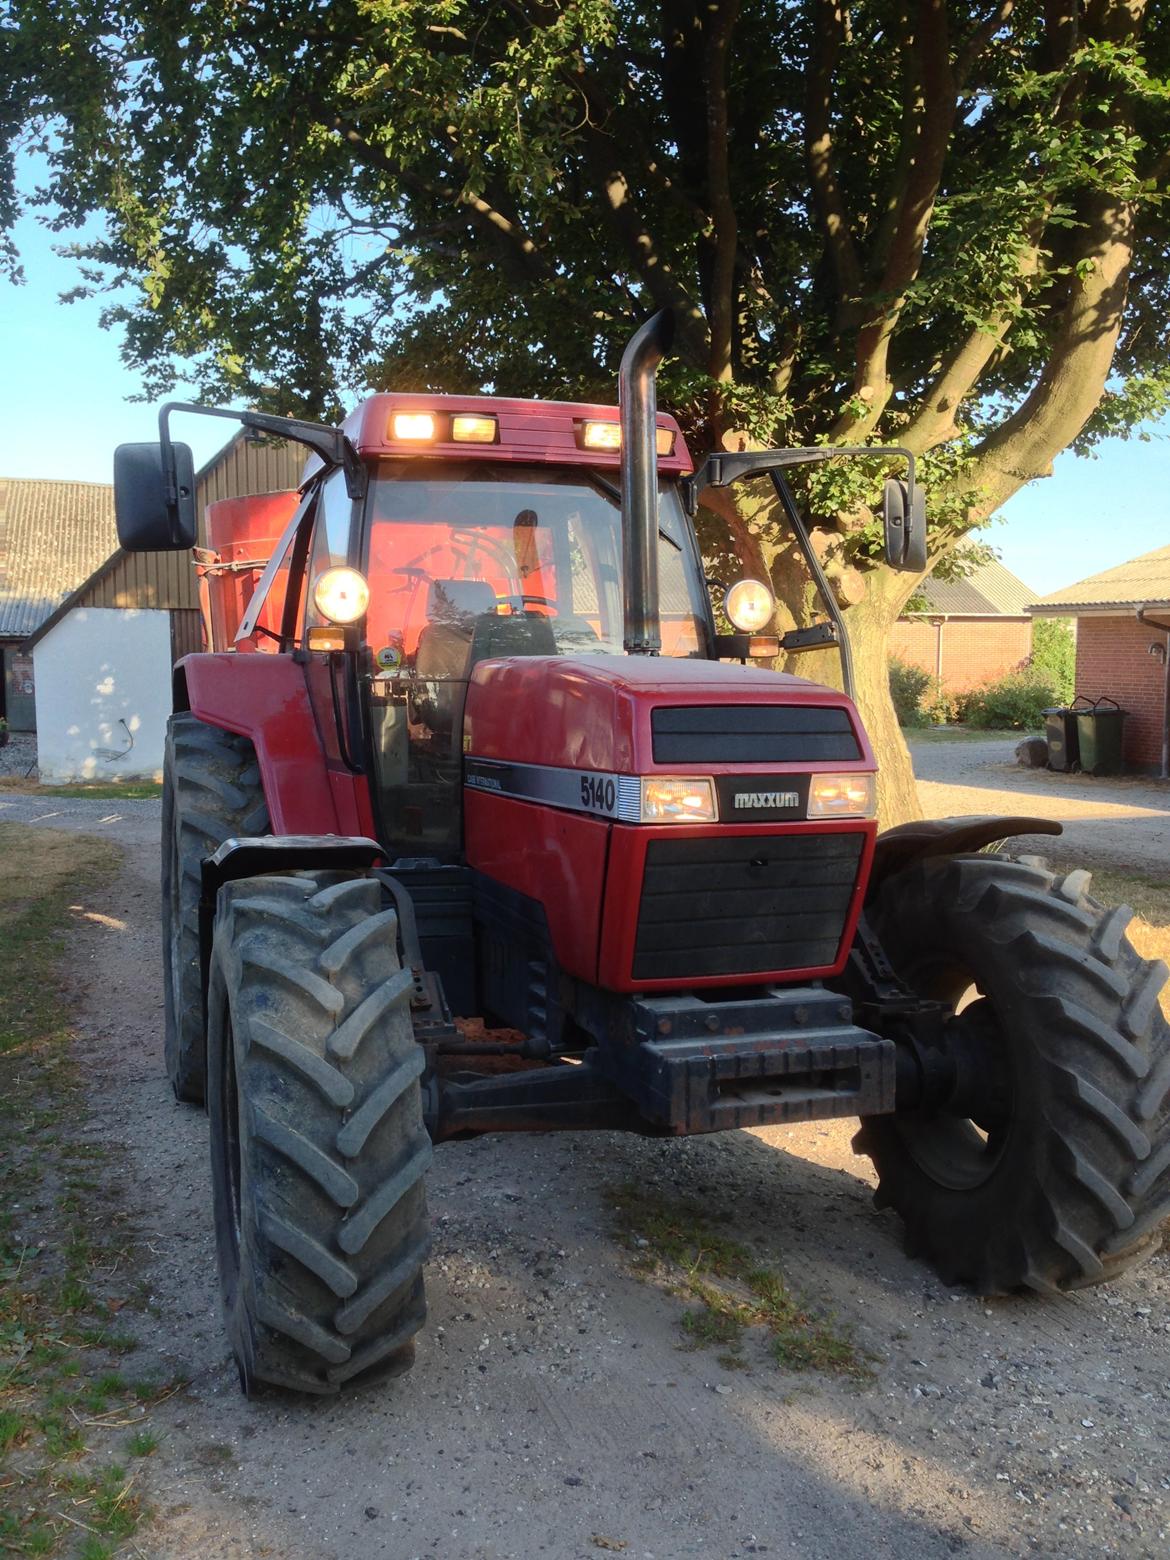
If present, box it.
[312,566,370,625]
[452,414,498,443]
[641,777,716,823]
[390,412,437,441]
[580,421,676,455]
[807,773,875,819]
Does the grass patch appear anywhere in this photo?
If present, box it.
[0,824,179,1555]
[606,1184,871,1380]
[904,726,1030,745]
[0,780,161,799]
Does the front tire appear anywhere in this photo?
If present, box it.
[207,871,432,1394]
[855,855,1170,1294]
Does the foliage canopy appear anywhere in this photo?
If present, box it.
[5,5,1168,500]
[3,1,1167,799]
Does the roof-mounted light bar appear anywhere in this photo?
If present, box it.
[387,410,499,444]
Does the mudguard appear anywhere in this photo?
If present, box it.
[868,814,1063,895]
[174,652,374,836]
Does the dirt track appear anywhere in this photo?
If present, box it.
[3,758,1170,1560]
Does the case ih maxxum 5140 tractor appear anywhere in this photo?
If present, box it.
[115,313,1170,1396]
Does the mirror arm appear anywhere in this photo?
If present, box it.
[158,403,369,502]
[769,472,856,704]
[685,444,917,516]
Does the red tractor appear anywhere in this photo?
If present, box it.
[114,313,1170,1396]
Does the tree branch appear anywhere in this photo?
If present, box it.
[705,0,741,382]
[901,218,1047,451]
[333,117,552,288]
[576,133,710,363]
[834,0,956,438]
[803,0,861,311]
[955,1,1015,88]
[968,189,1135,516]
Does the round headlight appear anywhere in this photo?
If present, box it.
[725,578,775,633]
[313,566,370,625]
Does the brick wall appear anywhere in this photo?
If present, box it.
[1075,613,1169,770]
[889,616,1032,694]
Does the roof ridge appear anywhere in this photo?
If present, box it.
[0,476,115,490]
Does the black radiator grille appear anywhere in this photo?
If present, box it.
[633,832,865,981]
[652,704,860,764]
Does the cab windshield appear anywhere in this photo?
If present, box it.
[361,461,709,664]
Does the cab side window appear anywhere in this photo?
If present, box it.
[305,470,358,628]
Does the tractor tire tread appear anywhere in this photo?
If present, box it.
[207,870,430,1396]
[857,854,1170,1294]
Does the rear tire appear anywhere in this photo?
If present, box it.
[855,855,1170,1294]
[206,871,432,1395]
[161,713,268,1104]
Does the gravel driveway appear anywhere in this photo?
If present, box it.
[4,754,1170,1560]
[907,735,1170,876]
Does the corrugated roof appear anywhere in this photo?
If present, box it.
[1030,543,1170,612]
[910,556,1036,617]
[0,478,117,639]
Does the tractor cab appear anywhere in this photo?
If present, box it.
[335,407,712,859]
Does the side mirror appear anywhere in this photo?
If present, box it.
[113,441,197,551]
[882,477,927,573]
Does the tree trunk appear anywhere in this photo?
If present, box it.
[840,581,922,829]
[718,486,925,829]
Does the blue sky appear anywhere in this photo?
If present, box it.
[2,201,1166,598]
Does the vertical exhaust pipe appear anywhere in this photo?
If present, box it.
[619,309,674,655]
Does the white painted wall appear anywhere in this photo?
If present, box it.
[33,607,172,782]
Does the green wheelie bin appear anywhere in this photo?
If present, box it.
[1073,697,1127,776]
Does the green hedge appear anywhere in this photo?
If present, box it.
[964,671,1056,730]
[889,658,933,727]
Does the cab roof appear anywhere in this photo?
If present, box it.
[341,391,693,475]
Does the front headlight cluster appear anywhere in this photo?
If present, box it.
[641,777,716,823]
[807,773,875,818]
[638,773,874,822]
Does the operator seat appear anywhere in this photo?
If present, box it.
[414,579,498,683]
[413,579,559,741]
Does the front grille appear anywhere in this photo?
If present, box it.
[633,832,864,981]
[652,704,860,764]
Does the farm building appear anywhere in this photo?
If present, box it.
[0,478,119,732]
[890,556,1036,696]
[15,433,303,781]
[1031,544,1170,776]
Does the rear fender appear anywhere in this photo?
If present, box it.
[175,652,342,834]
[868,814,1063,897]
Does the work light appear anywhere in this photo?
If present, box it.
[580,421,676,455]
[390,412,437,441]
[724,578,775,633]
[313,567,370,625]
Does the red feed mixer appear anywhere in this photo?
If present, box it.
[114,312,1170,1397]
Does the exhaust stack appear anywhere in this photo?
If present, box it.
[619,310,674,655]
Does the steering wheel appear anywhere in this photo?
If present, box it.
[496,593,559,614]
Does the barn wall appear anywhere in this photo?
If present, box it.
[1075,613,1169,770]
[86,549,200,611]
[33,607,173,782]
[889,616,1032,694]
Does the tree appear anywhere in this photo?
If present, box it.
[5,0,1169,820]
